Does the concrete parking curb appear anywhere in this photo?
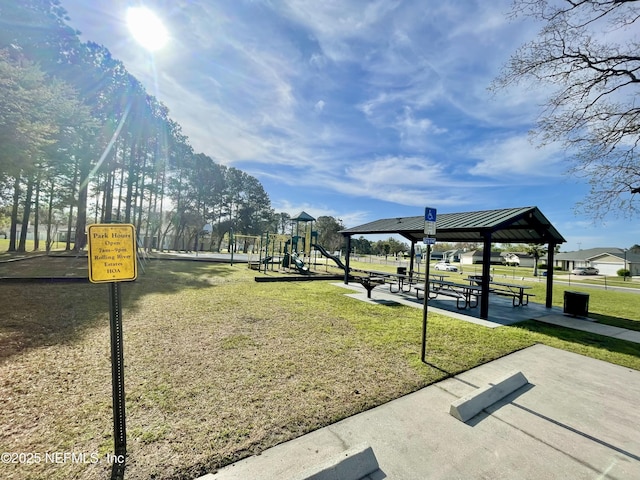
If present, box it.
[450,370,528,422]
[290,443,379,480]
[196,443,380,480]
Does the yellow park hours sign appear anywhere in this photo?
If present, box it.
[87,224,137,283]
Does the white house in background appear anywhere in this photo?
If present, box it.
[429,251,444,261]
[430,249,461,262]
[443,249,463,262]
[554,246,640,276]
[460,250,504,265]
[589,249,640,276]
[461,250,543,267]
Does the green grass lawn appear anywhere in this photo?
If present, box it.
[0,256,638,480]
[0,239,74,259]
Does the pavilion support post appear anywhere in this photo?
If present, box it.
[409,241,416,279]
[480,233,492,320]
[546,242,555,308]
[344,235,351,284]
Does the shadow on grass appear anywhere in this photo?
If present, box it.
[589,313,640,333]
[0,252,88,277]
[421,360,455,377]
[513,320,640,357]
[0,257,237,362]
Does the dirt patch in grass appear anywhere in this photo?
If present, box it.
[1,257,638,479]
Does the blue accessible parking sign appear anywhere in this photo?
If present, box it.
[424,207,437,235]
[425,207,437,222]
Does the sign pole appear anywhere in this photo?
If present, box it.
[109,281,127,480]
[421,243,431,363]
[86,224,137,480]
[421,207,437,363]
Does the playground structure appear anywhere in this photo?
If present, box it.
[240,211,347,275]
[281,211,315,274]
[253,232,292,271]
[229,233,261,266]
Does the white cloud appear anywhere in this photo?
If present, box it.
[394,107,446,149]
[272,199,371,227]
[469,135,564,179]
[320,156,484,208]
[345,156,445,186]
[280,0,402,62]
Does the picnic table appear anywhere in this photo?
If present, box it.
[489,281,534,307]
[465,276,534,307]
[352,269,419,296]
[415,278,482,310]
[351,269,452,301]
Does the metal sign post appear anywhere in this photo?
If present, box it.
[421,208,436,363]
[421,242,431,363]
[109,282,127,480]
[87,224,137,480]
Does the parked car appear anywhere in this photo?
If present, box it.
[571,266,599,275]
[434,262,458,272]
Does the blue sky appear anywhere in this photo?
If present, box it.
[60,0,639,251]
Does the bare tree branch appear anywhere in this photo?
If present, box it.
[494,0,640,219]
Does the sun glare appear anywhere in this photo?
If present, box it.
[126,7,169,51]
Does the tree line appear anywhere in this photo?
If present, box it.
[0,0,346,254]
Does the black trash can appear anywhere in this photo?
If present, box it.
[564,291,589,317]
[397,267,407,275]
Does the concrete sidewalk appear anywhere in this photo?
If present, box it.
[199,345,640,480]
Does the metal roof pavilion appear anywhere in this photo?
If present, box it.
[340,206,566,245]
[339,206,566,319]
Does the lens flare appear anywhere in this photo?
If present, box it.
[126,7,169,51]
